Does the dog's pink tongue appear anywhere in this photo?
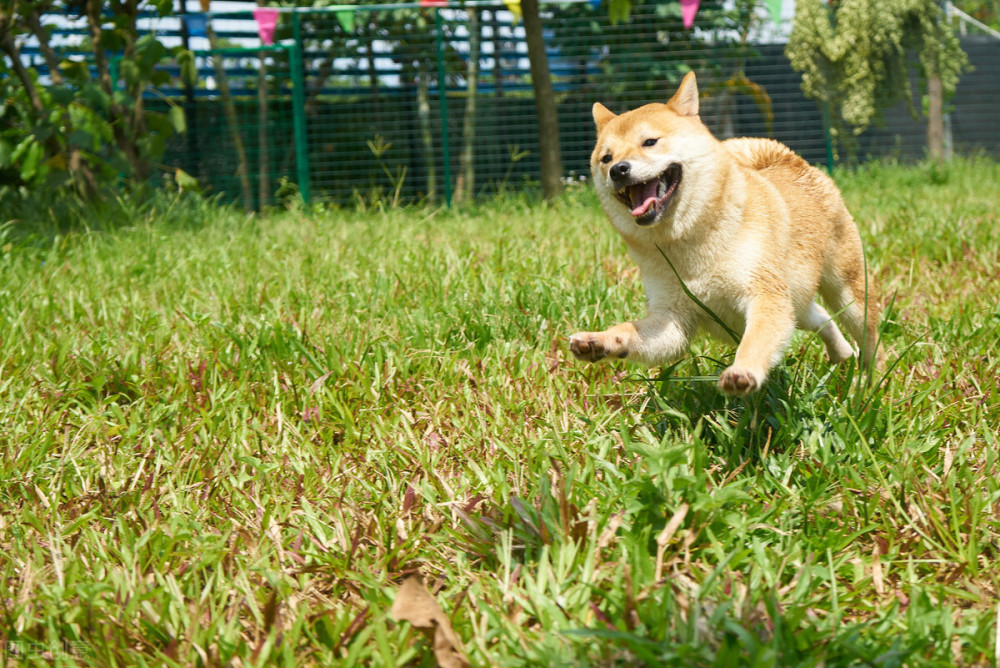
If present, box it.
[631,197,657,217]
[629,180,658,216]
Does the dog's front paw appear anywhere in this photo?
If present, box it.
[718,366,761,395]
[569,332,627,362]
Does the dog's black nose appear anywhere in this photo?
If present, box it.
[610,161,631,181]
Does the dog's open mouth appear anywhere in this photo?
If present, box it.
[615,163,682,225]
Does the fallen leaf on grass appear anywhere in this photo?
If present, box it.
[596,511,625,550]
[390,575,469,668]
[308,369,335,396]
[654,503,689,581]
[872,542,885,596]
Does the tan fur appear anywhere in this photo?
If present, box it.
[570,72,881,395]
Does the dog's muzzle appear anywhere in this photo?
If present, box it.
[614,163,683,226]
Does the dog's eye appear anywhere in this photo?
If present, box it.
[601,154,612,164]
[643,138,658,147]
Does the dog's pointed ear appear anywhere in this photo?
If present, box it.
[667,71,699,117]
[592,102,616,133]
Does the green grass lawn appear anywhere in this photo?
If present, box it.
[2,157,999,666]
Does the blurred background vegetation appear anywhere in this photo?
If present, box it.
[0,0,996,218]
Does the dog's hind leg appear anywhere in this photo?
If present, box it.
[799,301,855,364]
[818,252,882,369]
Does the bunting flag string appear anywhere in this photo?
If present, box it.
[680,0,700,30]
[252,7,279,45]
[194,0,764,44]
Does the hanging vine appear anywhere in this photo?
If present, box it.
[786,0,969,145]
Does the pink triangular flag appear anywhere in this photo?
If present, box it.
[680,0,700,29]
[253,7,279,45]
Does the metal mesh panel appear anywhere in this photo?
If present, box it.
[269,1,834,205]
[268,1,998,206]
[541,2,834,173]
[952,39,1000,156]
[32,1,1000,207]
[294,7,445,205]
[153,46,302,209]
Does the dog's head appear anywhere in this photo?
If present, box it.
[590,72,716,229]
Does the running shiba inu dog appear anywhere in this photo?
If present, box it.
[569,72,881,395]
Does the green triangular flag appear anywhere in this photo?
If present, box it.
[336,9,355,32]
[766,0,783,26]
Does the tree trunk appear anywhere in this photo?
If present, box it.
[416,56,436,202]
[490,10,508,177]
[177,0,199,177]
[454,8,480,204]
[0,35,45,114]
[719,91,735,139]
[927,71,944,161]
[25,10,64,86]
[207,26,254,211]
[305,58,335,115]
[86,0,115,98]
[520,0,563,200]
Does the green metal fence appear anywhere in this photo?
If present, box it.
[146,0,999,207]
[144,44,309,209]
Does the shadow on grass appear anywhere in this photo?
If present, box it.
[635,348,895,467]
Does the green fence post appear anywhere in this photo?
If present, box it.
[435,8,452,207]
[290,13,311,203]
[822,101,835,174]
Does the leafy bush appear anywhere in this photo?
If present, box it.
[0,2,187,210]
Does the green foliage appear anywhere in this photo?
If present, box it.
[1,74,106,196]
[550,1,774,140]
[0,1,186,208]
[1,159,999,664]
[952,0,1000,29]
[550,0,747,104]
[787,0,970,145]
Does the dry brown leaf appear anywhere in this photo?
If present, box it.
[596,511,625,550]
[872,542,885,596]
[390,575,469,668]
[657,503,690,548]
[308,369,335,396]
[655,503,690,581]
